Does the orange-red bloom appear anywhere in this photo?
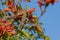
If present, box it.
[27,8,36,19]
[6,1,14,8]
[3,8,11,12]
[26,0,31,2]
[27,8,36,14]
[0,19,15,36]
[0,25,6,36]
[38,0,58,7]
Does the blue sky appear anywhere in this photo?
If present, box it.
[0,0,60,40]
[40,0,60,40]
[26,0,60,40]
[38,0,60,40]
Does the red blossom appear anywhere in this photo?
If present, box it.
[50,0,58,5]
[0,19,15,36]
[26,0,31,2]
[0,25,6,36]
[3,8,11,12]
[37,0,44,7]
[27,8,36,19]
[6,1,14,8]
[27,8,36,14]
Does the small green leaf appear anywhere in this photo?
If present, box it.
[21,30,30,39]
[19,4,22,10]
[44,36,50,40]
[2,1,6,5]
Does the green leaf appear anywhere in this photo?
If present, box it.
[37,31,43,38]
[2,1,6,5]
[19,4,22,10]
[0,10,5,19]
[44,36,50,40]
[12,0,14,2]
[32,35,35,39]
[21,30,30,39]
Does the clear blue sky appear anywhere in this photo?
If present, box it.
[0,0,60,40]
[27,0,60,40]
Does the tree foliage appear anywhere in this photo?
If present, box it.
[0,0,58,40]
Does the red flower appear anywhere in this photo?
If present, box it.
[0,25,6,36]
[6,1,14,8]
[9,31,15,36]
[6,26,15,35]
[0,19,15,36]
[26,0,31,2]
[0,20,2,23]
[27,8,36,19]
[50,0,58,5]
[3,8,11,12]
[45,0,58,5]
[5,22,15,35]
[2,19,7,23]
[37,0,44,7]
[27,8,36,14]
[27,9,32,14]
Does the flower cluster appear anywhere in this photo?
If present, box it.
[0,19,15,37]
[0,0,58,40]
[3,0,18,13]
[38,0,58,7]
[37,0,58,16]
